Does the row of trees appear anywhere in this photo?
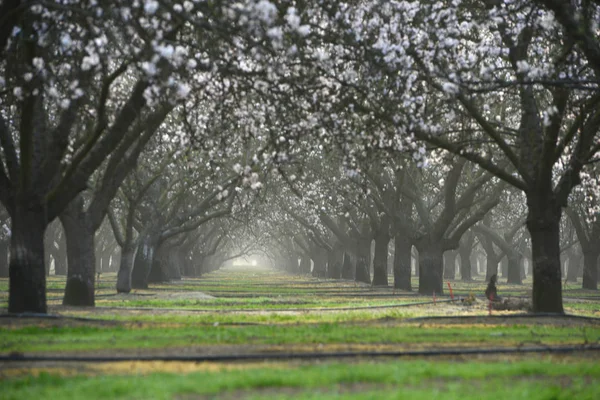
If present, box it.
[1,0,599,314]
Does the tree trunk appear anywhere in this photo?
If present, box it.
[500,256,508,278]
[355,238,371,284]
[311,248,327,278]
[565,250,580,283]
[60,197,96,306]
[413,247,419,277]
[148,244,171,283]
[417,242,444,295]
[327,246,343,279]
[393,233,412,290]
[520,258,527,280]
[470,254,479,277]
[526,196,564,313]
[131,234,158,289]
[300,256,312,274]
[53,226,68,275]
[459,252,472,281]
[0,237,9,278]
[506,255,522,284]
[443,250,456,279]
[44,228,52,276]
[582,250,599,290]
[372,228,389,286]
[486,256,498,281]
[116,244,136,293]
[168,249,182,280]
[8,204,48,313]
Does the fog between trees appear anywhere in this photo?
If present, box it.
[0,0,599,314]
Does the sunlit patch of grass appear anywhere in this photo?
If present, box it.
[1,319,595,353]
[1,359,599,400]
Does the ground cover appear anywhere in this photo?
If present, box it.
[1,265,599,398]
[2,358,599,399]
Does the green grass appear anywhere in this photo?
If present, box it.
[1,322,595,353]
[2,359,599,400]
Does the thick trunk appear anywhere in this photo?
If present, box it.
[470,254,479,277]
[565,253,579,283]
[53,227,68,275]
[582,250,598,290]
[443,250,456,279]
[393,233,412,290]
[460,252,472,281]
[506,255,522,284]
[60,199,95,307]
[526,197,564,313]
[355,238,371,284]
[131,235,158,289]
[300,256,312,274]
[0,238,9,277]
[520,258,527,280]
[500,256,508,278]
[485,255,498,281]
[169,250,182,280]
[180,254,194,277]
[417,243,444,295]
[372,230,389,286]
[148,244,172,283]
[311,248,327,278]
[116,244,136,293]
[8,205,48,313]
[44,230,51,276]
[341,252,353,279]
[413,248,419,277]
[327,247,343,279]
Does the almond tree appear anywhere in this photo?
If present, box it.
[0,0,309,313]
[298,0,600,312]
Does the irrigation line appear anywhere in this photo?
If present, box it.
[3,344,598,363]
[93,299,457,314]
[0,313,119,323]
[403,313,600,323]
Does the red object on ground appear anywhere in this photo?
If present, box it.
[447,282,454,300]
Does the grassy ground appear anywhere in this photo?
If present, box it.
[1,265,599,398]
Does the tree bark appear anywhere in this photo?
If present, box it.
[116,244,136,293]
[459,232,475,281]
[565,250,580,283]
[372,227,390,286]
[0,237,9,277]
[506,255,522,284]
[53,226,68,275]
[459,252,472,281]
[417,242,444,295]
[413,247,419,277]
[355,238,371,284]
[60,197,96,306]
[311,247,327,278]
[131,234,159,289]
[8,204,47,313]
[443,250,456,280]
[300,256,312,274]
[148,244,172,283]
[393,233,412,290]
[327,246,343,279]
[582,250,599,290]
[500,256,508,278]
[470,253,479,277]
[526,196,564,313]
